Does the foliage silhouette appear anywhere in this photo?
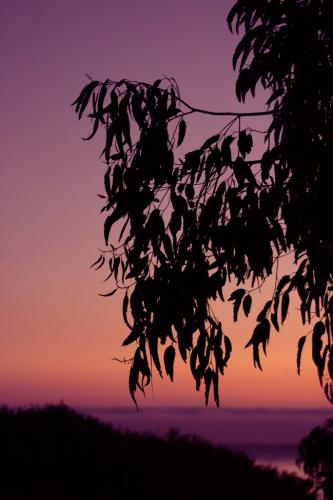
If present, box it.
[73,0,333,406]
[0,404,313,500]
[298,418,333,499]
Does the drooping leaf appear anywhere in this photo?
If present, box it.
[122,291,132,330]
[95,255,105,270]
[184,149,202,169]
[204,368,213,406]
[229,288,246,322]
[235,67,251,102]
[242,294,252,317]
[73,80,99,119]
[281,292,289,324]
[228,289,245,301]
[237,130,253,157]
[90,254,103,269]
[319,345,329,386]
[82,117,99,141]
[104,207,124,245]
[72,80,98,107]
[223,335,232,366]
[98,288,117,297]
[297,336,306,375]
[123,329,141,346]
[149,334,162,376]
[260,148,278,181]
[312,321,325,367]
[270,313,279,332]
[328,347,333,380]
[200,134,220,151]
[253,343,262,371]
[177,119,186,147]
[111,153,123,161]
[190,347,198,380]
[103,124,114,164]
[104,167,111,198]
[233,157,256,185]
[129,366,138,410]
[276,275,291,294]
[162,234,173,260]
[97,82,109,124]
[110,89,119,118]
[213,372,220,407]
[324,383,333,403]
[221,136,234,166]
[256,300,272,322]
[185,184,194,200]
[164,345,176,381]
[114,256,120,282]
[245,319,270,357]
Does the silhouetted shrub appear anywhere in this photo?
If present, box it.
[298,418,333,500]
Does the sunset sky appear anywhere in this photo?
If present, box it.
[1,0,331,409]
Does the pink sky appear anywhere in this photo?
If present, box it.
[1,0,331,409]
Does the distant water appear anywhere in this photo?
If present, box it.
[78,406,333,477]
[226,442,301,476]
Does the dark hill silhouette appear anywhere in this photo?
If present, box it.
[0,405,312,500]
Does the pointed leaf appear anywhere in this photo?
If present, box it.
[281,292,289,324]
[242,294,252,317]
[328,347,333,380]
[164,345,176,381]
[312,321,325,367]
[104,167,111,197]
[82,117,99,141]
[253,343,262,371]
[90,254,103,269]
[95,255,105,270]
[122,329,140,346]
[270,313,280,332]
[277,275,291,294]
[204,368,213,406]
[122,291,132,330]
[297,336,306,375]
[98,288,117,297]
[223,335,232,366]
[129,366,138,410]
[213,372,220,407]
[97,82,108,124]
[104,207,124,245]
[229,289,246,322]
[229,288,246,301]
[200,134,220,151]
[256,300,272,322]
[177,119,186,147]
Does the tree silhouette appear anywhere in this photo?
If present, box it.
[73,0,333,407]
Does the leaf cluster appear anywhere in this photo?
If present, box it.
[73,0,333,406]
[229,0,333,402]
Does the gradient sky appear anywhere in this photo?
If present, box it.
[1,0,331,409]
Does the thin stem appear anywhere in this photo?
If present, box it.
[105,79,276,118]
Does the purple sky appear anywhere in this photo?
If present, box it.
[0,0,331,410]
